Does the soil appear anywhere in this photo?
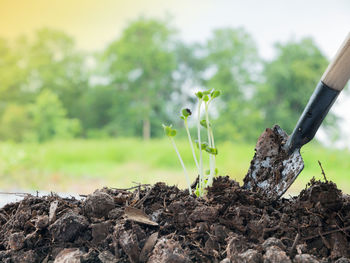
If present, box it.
[1,176,350,263]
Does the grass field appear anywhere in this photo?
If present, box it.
[0,138,349,195]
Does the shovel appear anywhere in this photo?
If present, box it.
[243,33,350,200]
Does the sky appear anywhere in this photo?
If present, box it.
[1,0,349,145]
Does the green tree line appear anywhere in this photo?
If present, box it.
[0,18,331,143]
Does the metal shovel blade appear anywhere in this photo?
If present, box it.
[243,125,304,200]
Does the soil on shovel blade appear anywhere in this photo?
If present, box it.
[1,177,350,263]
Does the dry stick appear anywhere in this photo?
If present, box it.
[112,184,150,191]
[289,232,300,256]
[134,186,154,208]
[0,191,31,196]
[303,225,350,241]
[335,220,350,238]
[318,229,331,249]
[317,160,328,182]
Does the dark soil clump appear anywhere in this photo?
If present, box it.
[1,177,350,262]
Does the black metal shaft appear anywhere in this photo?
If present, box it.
[286,81,340,153]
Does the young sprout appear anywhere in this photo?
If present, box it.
[194,89,221,195]
[195,92,204,194]
[181,108,199,170]
[163,89,222,197]
[203,89,221,186]
[162,124,192,194]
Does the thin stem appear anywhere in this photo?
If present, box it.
[205,102,214,186]
[205,102,213,186]
[197,99,203,193]
[170,137,192,194]
[209,128,216,185]
[205,103,212,147]
[184,119,199,170]
[210,127,215,148]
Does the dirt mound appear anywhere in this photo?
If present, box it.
[1,176,350,262]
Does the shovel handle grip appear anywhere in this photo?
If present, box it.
[321,33,350,91]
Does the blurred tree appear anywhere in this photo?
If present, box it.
[78,85,118,137]
[102,18,177,140]
[0,23,336,143]
[204,28,264,141]
[24,29,88,119]
[0,104,33,142]
[31,90,81,142]
[256,38,330,134]
[0,38,29,108]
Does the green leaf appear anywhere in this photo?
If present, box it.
[170,129,177,137]
[203,95,209,102]
[200,119,210,128]
[194,187,200,197]
[205,147,218,155]
[211,90,221,98]
[195,91,203,99]
[195,140,208,150]
[202,90,211,95]
[162,124,174,137]
[181,108,192,118]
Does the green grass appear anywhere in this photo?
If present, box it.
[0,138,349,195]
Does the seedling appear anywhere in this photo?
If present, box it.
[163,89,221,197]
[203,89,220,187]
[162,124,192,194]
[195,91,204,193]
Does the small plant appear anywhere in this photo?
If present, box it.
[203,89,220,187]
[163,89,221,197]
[195,89,220,196]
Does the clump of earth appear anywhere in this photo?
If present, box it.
[0,176,350,262]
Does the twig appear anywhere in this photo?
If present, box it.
[305,207,324,219]
[0,191,31,196]
[289,233,300,257]
[335,220,350,238]
[134,186,154,208]
[111,184,150,191]
[318,229,331,249]
[303,225,350,241]
[318,160,328,182]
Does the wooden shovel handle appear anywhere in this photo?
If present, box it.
[321,33,350,91]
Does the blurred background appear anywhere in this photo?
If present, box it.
[0,0,349,197]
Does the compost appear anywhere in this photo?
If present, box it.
[1,176,350,263]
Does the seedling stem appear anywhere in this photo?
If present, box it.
[170,137,192,194]
[162,124,192,194]
[197,99,204,192]
[184,118,199,170]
